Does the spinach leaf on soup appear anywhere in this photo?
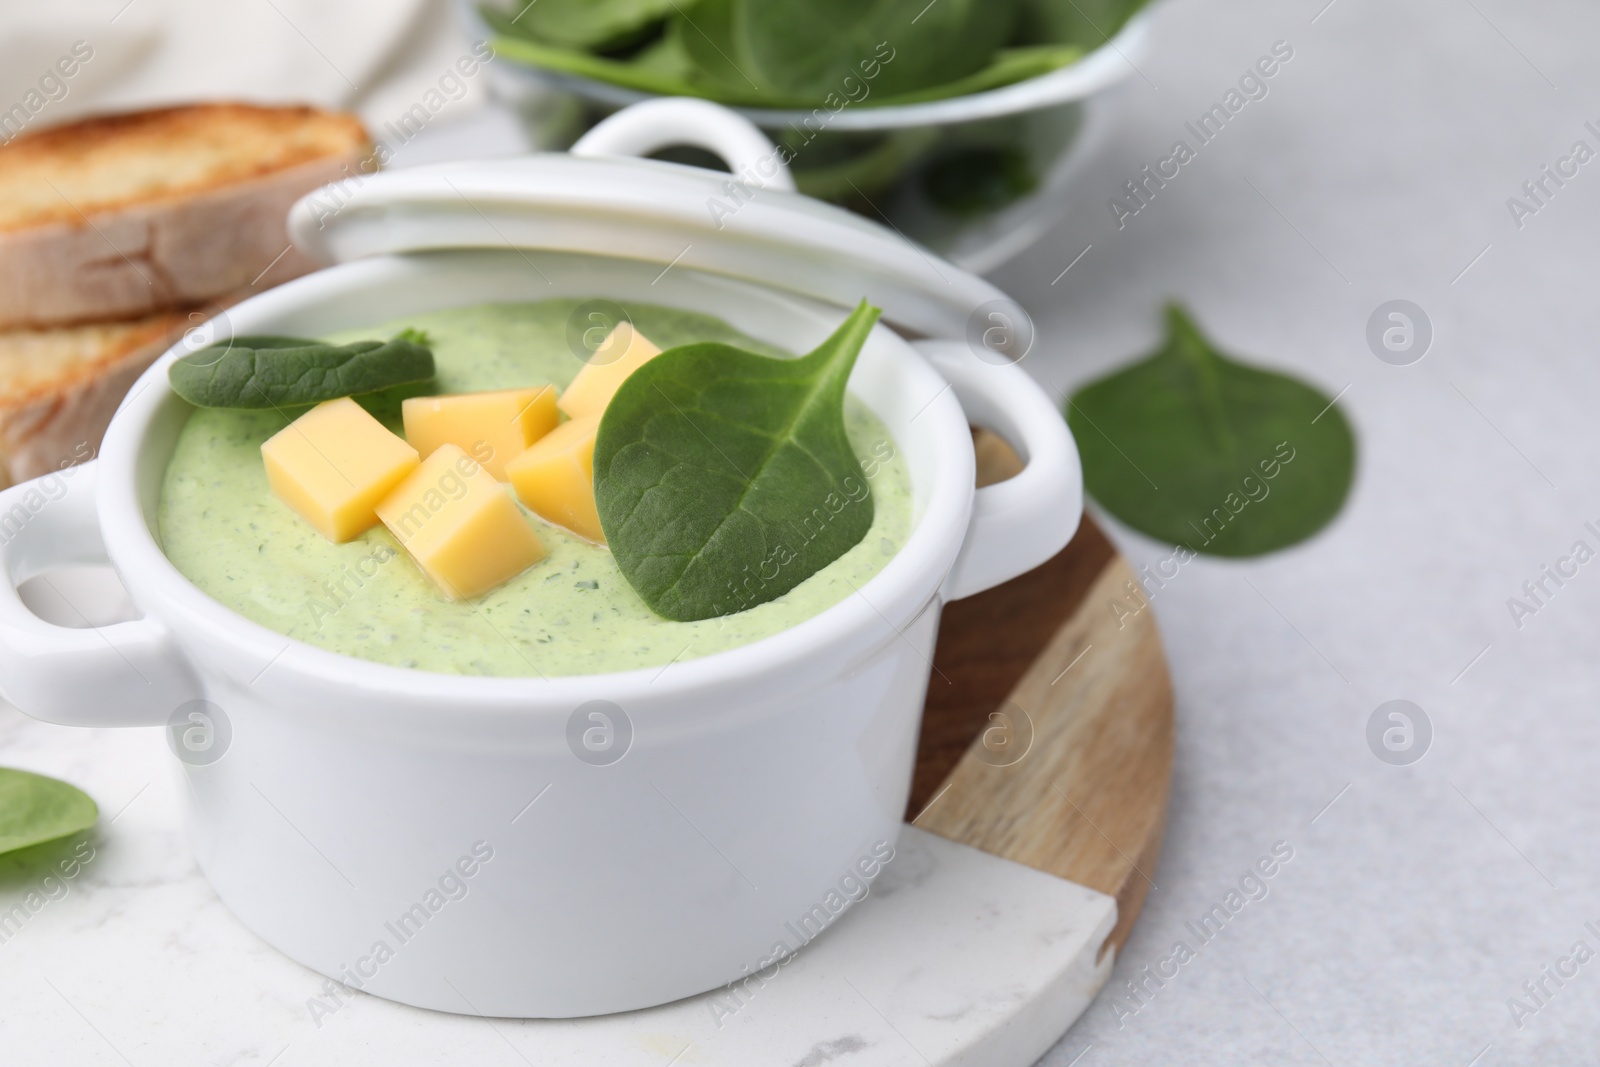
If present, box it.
[169,330,435,410]
[595,301,880,621]
[1067,304,1355,557]
[0,768,97,856]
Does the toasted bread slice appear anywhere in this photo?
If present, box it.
[0,309,196,487]
[0,103,370,330]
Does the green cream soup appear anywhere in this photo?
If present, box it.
[158,300,912,677]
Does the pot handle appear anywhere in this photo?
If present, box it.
[0,462,199,727]
[571,98,798,192]
[913,341,1083,601]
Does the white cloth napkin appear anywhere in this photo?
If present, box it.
[0,0,494,139]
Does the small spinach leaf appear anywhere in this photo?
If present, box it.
[0,768,97,856]
[487,0,1094,108]
[865,44,1084,105]
[1014,0,1150,50]
[921,143,1039,215]
[677,0,1016,101]
[595,301,880,620]
[169,331,435,410]
[481,0,676,52]
[1067,305,1355,557]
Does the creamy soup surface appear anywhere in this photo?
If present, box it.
[158,300,912,677]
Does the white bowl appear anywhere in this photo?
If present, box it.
[462,0,1155,271]
[0,112,1082,1018]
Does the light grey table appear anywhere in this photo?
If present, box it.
[1004,0,1600,1062]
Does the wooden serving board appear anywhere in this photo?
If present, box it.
[909,432,1175,960]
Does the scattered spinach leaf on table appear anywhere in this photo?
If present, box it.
[595,301,880,621]
[1067,305,1355,557]
[169,330,435,410]
[0,768,97,856]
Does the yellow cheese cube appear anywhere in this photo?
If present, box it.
[402,386,558,481]
[376,445,546,599]
[558,322,662,419]
[506,414,605,543]
[261,397,419,543]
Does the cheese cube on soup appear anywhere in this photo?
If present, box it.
[260,397,419,543]
[377,444,546,599]
[506,413,604,543]
[557,323,661,419]
[401,387,558,481]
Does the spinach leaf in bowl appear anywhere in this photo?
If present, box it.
[1015,0,1152,50]
[678,0,1020,102]
[497,0,677,51]
[485,0,1145,108]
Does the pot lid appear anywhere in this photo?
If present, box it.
[287,149,1016,345]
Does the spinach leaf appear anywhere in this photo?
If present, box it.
[492,32,1083,108]
[482,0,676,52]
[488,0,1154,110]
[169,330,435,410]
[595,301,879,621]
[1014,0,1150,50]
[679,0,1019,101]
[865,45,1084,105]
[921,144,1039,215]
[1067,305,1355,557]
[0,768,97,856]
[490,31,744,100]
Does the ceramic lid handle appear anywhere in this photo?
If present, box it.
[571,98,798,192]
[0,462,201,727]
[913,340,1084,601]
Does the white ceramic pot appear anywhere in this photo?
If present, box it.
[0,102,1081,1018]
